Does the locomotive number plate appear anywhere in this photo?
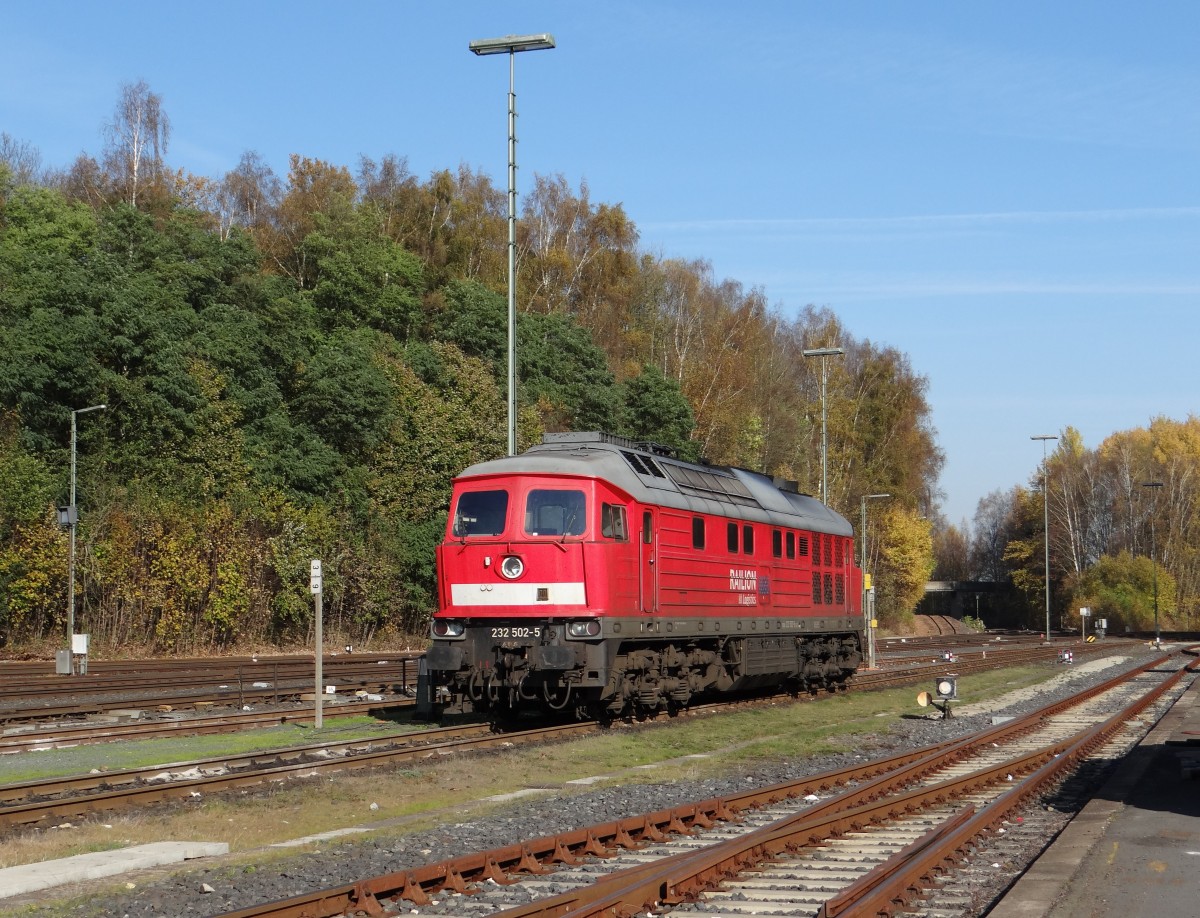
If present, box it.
[491,626,542,639]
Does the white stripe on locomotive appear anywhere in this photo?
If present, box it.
[449,582,587,606]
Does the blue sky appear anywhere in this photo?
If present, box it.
[3,2,1198,526]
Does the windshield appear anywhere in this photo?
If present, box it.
[452,489,509,537]
[524,489,586,537]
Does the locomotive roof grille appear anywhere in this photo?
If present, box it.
[539,432,780,510]
[661,462,758,507]
[544,431,676,458]
[620,450,667,479]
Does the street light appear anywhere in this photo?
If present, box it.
[469,32,556,457]
[860,492,890,670]
[1031,434,1058,643]
[802,346,844,505]
[66,404,106,659]
[1142,481,1164,647]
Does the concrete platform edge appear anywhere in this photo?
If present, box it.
[0,841,229,899]
[987,673,1196,917]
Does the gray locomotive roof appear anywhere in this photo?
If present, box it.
[454,432,853,537]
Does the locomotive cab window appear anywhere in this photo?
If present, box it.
[786,531,796,559]
[692,517,706,549]
[525,489,586,537]
[772,529,782,558]
[601,503,628,541]
[452,489,509,537]
[743,524,755,555]
[727,522,738,553]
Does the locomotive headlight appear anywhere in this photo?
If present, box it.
[499,555,524,580]
[567,620,602,638]
[431,620,465,639]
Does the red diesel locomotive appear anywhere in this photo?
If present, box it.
[425,432,864,719]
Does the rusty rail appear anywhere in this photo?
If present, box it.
[817,653,1200,917]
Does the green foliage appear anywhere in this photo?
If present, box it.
[373,341,505,519]
[1069,551,1176,634]
[244,410,344,499]
[0,508,65,643]
[430,279,507,363]
[290,328,397,463]
[0,413,56,538]
[363,514,446,637]
[431,279,621,434]
[0,189,103,450]
[261,495,340,643]
[309,219,424,336]
[519,311,620,433]
[875,506,935,631]
[616,364,697,460]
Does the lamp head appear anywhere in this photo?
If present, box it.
[470,33,556,55]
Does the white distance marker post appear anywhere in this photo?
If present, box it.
[311,559,323,728]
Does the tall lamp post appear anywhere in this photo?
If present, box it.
[469,32,556,457]
[802,346,844,505]
[1031,434,1058,643]
[66,404,106,656]
[860,492,890,669]
[1142,481,1163,647]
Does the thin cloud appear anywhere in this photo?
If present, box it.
[805,279,1200,298]
[645,207,1200,236]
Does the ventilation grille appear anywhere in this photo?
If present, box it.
[661,462,758,508]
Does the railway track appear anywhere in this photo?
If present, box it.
[0,637,1110,756]
[204,649,1195,918]
[0,635,1062,729]
[857,640,1113,686]
[0,641,1137,825]
[0,637,1090,752]
[0,657,421,725]
[0,685,881,830]
[0,651,423,679]
[0,697,416,754]
[0,720,603,831]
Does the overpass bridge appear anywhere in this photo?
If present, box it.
[919,580,1010,623]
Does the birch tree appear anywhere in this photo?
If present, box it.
[0,133,42,188]
[103,80,170,209]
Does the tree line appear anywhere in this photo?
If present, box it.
[8,80,1184,654]
[935,419,1198,635]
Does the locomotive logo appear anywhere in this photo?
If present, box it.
[729,568,758,591]
[730,568,759,605]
